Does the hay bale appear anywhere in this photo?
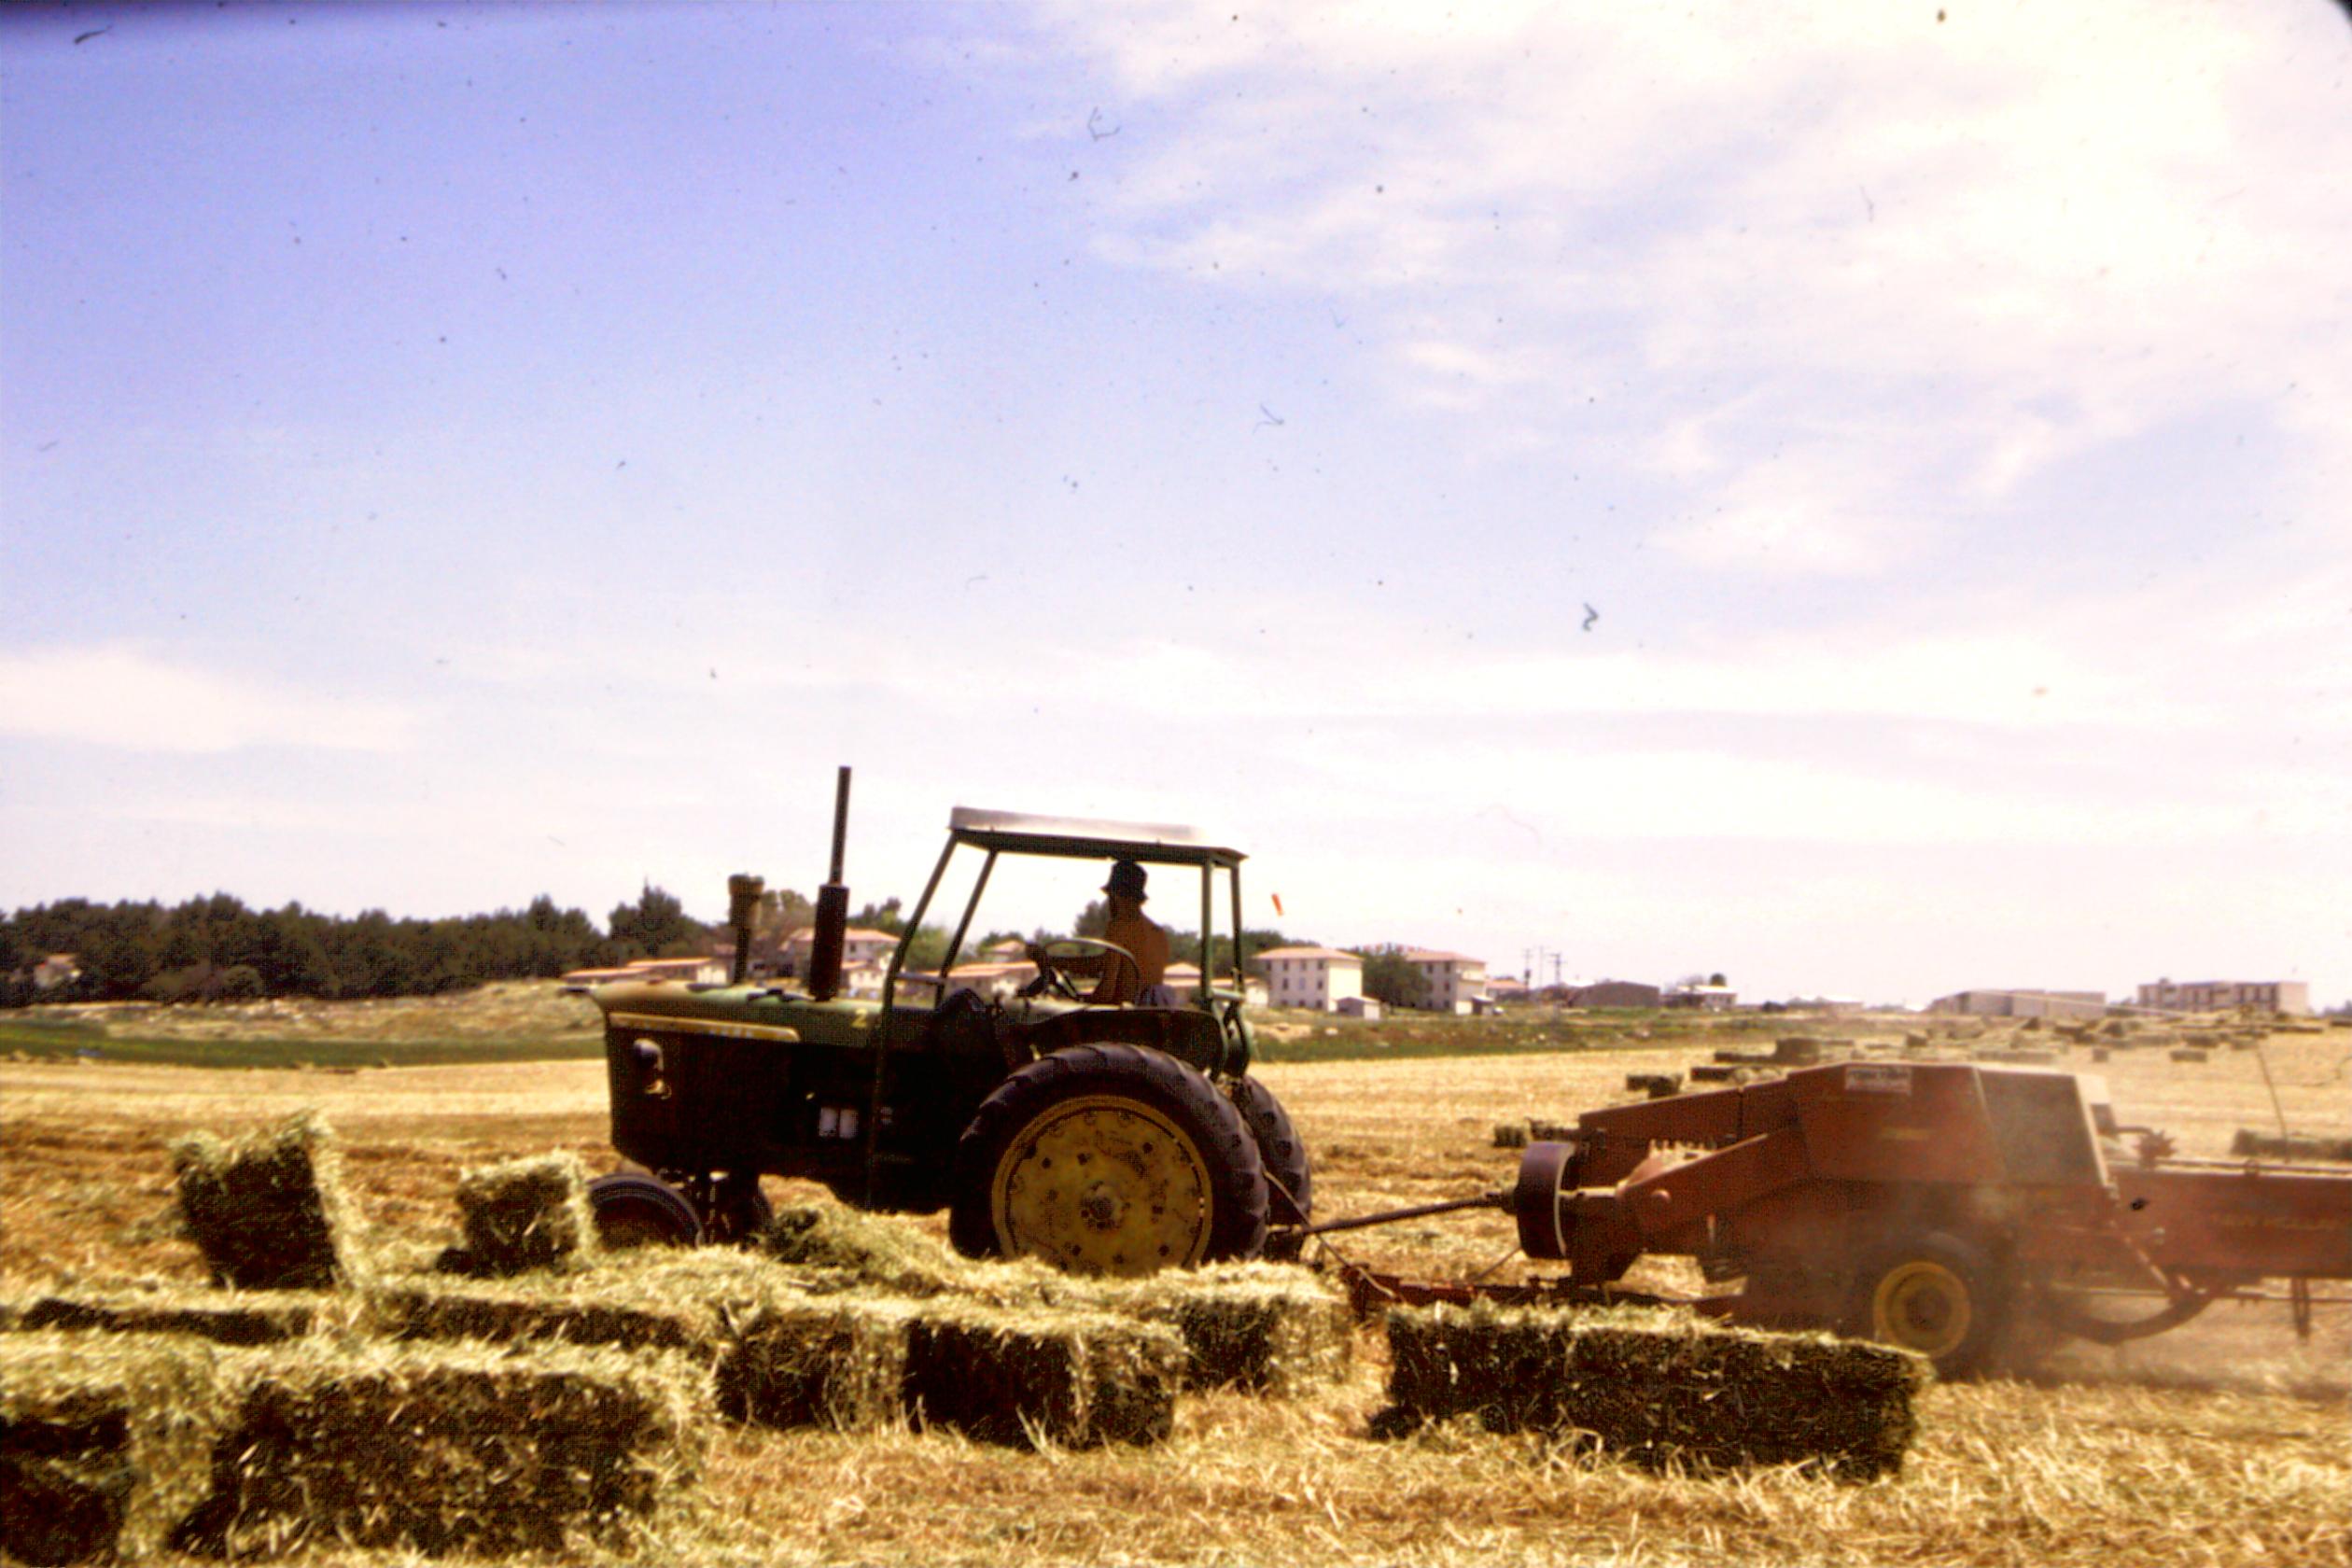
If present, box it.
[1626,1072,1683,1099]
[1529,1119,1577,1142]
[2169,1047,2209,1064]
[2230,1129,2352,1163]
[1073,1262,1352,1394]
[170,1113,359,1291]
[761,1195,1042,1300]
[371,1244,808,1358]
[372,1281,713,1359]
[1687,1064,1737,1083]
[2091,1046,2110,1063]
[170,1338,701,1559]
[1773,1036,1824,1064]
[903,1303,1184,1449]
[18,1284,328,1347]
[1,1331,229,1563]
[716,1296,915,1432]
[1379,1302,1926,1481]
[1491,1122,1530,1149]
[453,1152,599,1276]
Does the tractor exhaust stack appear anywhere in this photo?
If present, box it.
[725,874,764,985]
[807,765,853,1001]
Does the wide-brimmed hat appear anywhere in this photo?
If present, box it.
[1102,860,1149,902]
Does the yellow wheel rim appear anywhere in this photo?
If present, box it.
[1871,1259,1973,1358]
[990,1094,1214,1277]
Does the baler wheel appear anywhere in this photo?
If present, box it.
[949,1043,1267,1276]
[1227,1074,1313,1245]
[1851,1231,2007,1379]
[587,1171,703,1250]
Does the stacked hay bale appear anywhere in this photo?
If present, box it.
[371,1270,721,1360]
[0,1332,230,1565]
[903,1302,1185,1449]
[716,1295,917,1433]
[170,1338,702,1559]
[760,1195,1066,1303]
[1378,1302,1927,1481]
[17,1283,333,1346]
[449,1152,599,1277]
[170,1113,362,1290]
[1072,1262,1353,1394]
[1491,1122,1531,1149]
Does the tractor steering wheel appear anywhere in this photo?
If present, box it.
[1022,937,1141,1003]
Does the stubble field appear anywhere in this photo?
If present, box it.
[2,1001,2346,1567]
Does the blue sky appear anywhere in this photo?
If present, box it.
[5,1,2347,1005]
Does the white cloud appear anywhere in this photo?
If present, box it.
[1034,1,2352,572]
[0,646,417,754]
[1652,450,1911,576]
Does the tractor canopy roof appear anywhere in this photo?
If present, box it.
[946,806,1245,870]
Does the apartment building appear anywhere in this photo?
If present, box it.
[1255,946,1365,1012]
[2135,978,2311,1015]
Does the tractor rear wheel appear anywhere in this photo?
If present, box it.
[949,1043,1267,1276]
[1227,1075,1312,1259]
[1849,1230,2008,1379]
[588,1171,702,1250]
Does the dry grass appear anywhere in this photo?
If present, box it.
[1,1001,2346,1566]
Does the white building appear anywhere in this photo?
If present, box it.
[2136,978,2311,1015]
[1931,988,2106,1021]
[932,960,1038,1001]
[1254,946,1365,1012]
[777,926,901,979]
[1402,949,1490,1015]
[1161,963,1269,1007]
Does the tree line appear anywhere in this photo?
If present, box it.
[0,886,709,1007]
[5,882,1458,1010]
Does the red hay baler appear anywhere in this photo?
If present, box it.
[1329,1061,2352,1378]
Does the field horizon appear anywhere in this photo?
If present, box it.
[3,987,2346,1566]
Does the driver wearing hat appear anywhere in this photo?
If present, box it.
[1026,859,1174,1005]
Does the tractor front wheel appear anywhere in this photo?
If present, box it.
[949,1043,1267,1276]
[588,1171,702,1250]
[1849,1230,2008,1379]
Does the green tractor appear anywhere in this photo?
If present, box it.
[586,769,1309,1276]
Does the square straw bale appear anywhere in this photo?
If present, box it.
[1379,1302,1928,1482]
[369,1243,814,1360]
[1,1331,230,1563]
[715,1295,917,1432]
[760,1196,1052,1303]
[169,1338,703,1559]
[452,1151,599,1276]
[2231,1129,2352,1162]
[903,1302,1185,1449]
[1067,1262,1353,1394]
[19,1282,331,1347]
[370,1281,713,1361]
[169,1113,360,1292]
